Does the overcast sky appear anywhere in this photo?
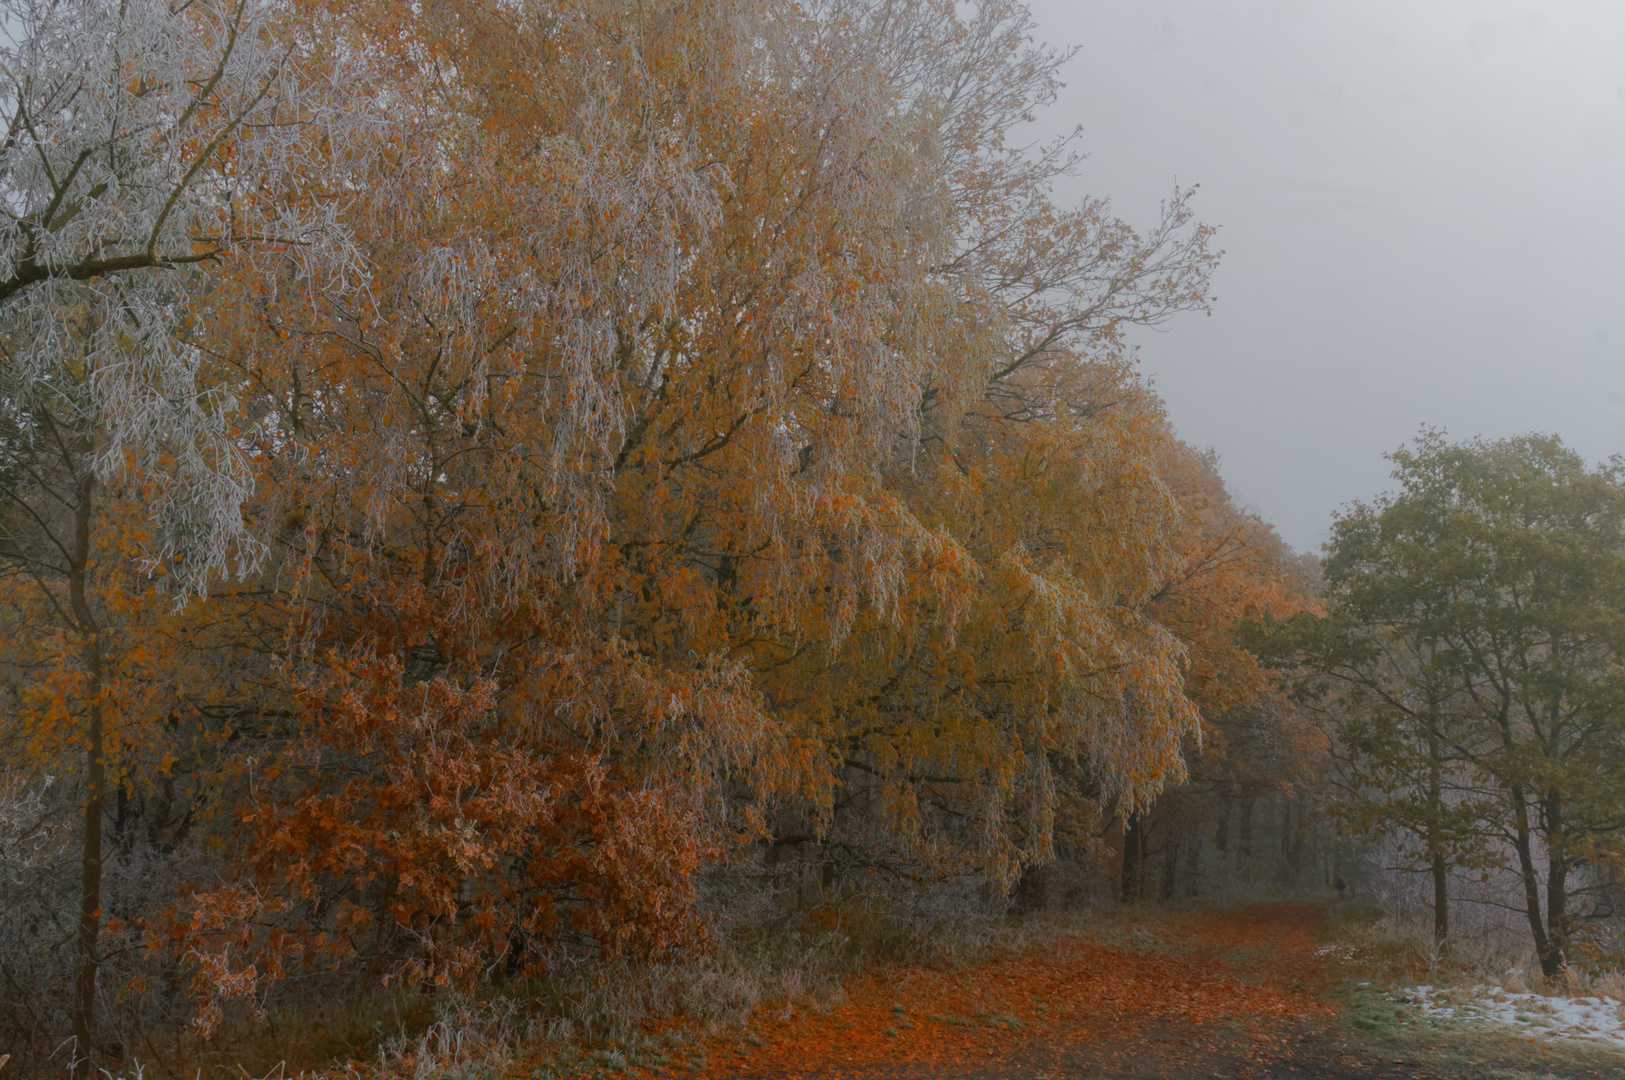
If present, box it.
[1023,0,1625,553]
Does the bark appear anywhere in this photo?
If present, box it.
[66,471,104,1080]
[1121,813,1146,902]
[1161,831,1179,900]
[1430,849,1449,955]
[1184,821,1202,898]
[1544,791,1569,979]
[1427,744,1448,954]
[1508,783,1555,976]
[1280,800,1304,886]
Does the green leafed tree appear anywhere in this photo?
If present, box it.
[1256,432,1625,976]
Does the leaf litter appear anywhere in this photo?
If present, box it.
[664,902,1335,1079]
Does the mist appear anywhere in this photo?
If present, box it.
[1027,0,1625,551]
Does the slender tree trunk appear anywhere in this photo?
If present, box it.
[1544,791,1569,979]
[1430,849,1449,955]
[1508,783,1554,975]
[1185,820,1202,898]
[1161,831,1179,900]
[1280,800,1304,887]
[67,471,103,1080]
[1426,744,1448,955]
[1121,813,1145,902]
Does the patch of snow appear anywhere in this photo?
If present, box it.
[1397,984,1625,1052]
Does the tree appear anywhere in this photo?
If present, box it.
[0,0,1257,1055]
[0,0,360,1069]
[0,0,361,588]
[1261,433,1625,975]
[1257,539,1497,953]
[1118,441,1319,902]
[174,0,1224,1011]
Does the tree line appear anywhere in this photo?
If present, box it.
[25,0,1614,1072]
[0,0,1318,1074]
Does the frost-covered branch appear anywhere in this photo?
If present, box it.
[0,0,366,594]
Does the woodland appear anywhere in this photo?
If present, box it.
[0,0,1620,1078]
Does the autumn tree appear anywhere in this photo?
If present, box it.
[0,0,1282,1059]
[170,0,1225,1014]
[0,0,363,1069]
[1114,441,1319,902]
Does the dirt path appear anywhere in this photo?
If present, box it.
[683,902,1623,1080]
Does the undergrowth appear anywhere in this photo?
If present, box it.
[71,891,1625,1080]
[1321,900,1625,1001]
[166,864,1016,1080]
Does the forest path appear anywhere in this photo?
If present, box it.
[685,901,1617,1080]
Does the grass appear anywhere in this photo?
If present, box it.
[1318,901,1625,1078]
[1329,1004,1625,1079]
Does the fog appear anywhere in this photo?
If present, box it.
[1026,0,1625,552]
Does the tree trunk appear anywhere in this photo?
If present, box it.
[1121,813,1146,902]
[66,471,103,1080]
[1426,741,1448,955]
[1161,831,1179,900]
[1280,799,1305,886]
[1544,791,1569,979]
[1508,783,1555,977]
[1430,849,1449,956]
[1184,820,1202,898]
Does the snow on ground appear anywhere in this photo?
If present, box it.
[1398,984,1625,1051]
[1314,944,1358,962]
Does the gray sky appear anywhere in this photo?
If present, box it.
[1025,0,1625,553]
